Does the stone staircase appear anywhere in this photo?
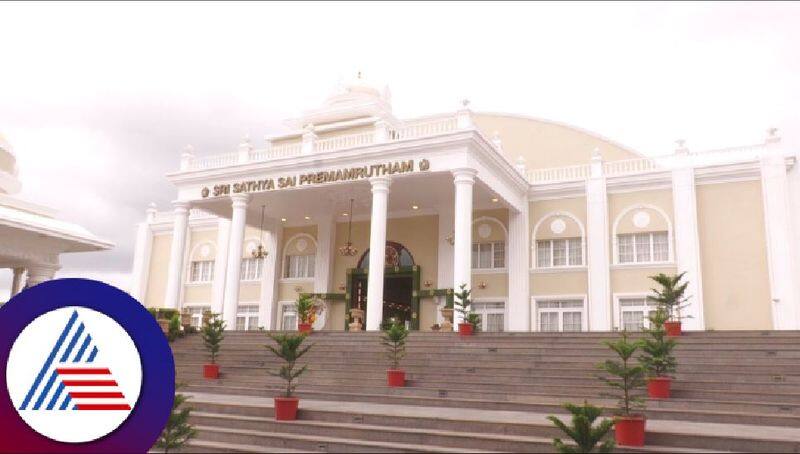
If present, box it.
[171,331,800,452]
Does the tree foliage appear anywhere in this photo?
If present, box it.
[648,272,690,322]
[547,401,615,453]
[454,284,481,330]
[295,294,316,324]
[155,388,197,453]
[167,313,182,342]
[639,308,677,378]
[381,322,408,369]
[201,313,225,364]
[598,332,646,416]
[267,333,312,397]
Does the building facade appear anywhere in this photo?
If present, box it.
[132,79,800,332]
[1,134,113,301]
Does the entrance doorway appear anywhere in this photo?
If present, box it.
[345,241,421,330]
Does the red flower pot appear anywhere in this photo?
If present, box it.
[664,321,682,337]
[274,397,299,421]
[614,415,646,447]
[647,376,672,399]
[458,323,474,336]
[387,369,406,387]
[298,322,312,334]
[202,364,219,379]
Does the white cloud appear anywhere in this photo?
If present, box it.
[0,2,798,290]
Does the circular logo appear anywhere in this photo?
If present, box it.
[633,210,651,228]
[419,159,430,171]
[550,218,567,234]
[0,279,175,452]
[201,187,210,198]
[7,307,142,443]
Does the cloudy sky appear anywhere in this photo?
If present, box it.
[0,2,798,297]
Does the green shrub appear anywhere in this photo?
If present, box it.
[148,307,158,319]
[639,308,677,378]
[381,322,408,370]
[201,313,225,364]
[648,272,690,322]
[598,332,646,416]
[267,333,312,398]
[295,295,315,325]
[454,284,480,329]
[159,308,179,320]
[155,385,197,453]
[167,314,182,342]
[548,401,615,453]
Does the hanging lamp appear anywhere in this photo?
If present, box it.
[338,199,358,257]
[252,205,268,259]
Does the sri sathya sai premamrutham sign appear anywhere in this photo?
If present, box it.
[201,159,430,198]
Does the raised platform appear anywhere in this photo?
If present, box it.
[171,331,800,452]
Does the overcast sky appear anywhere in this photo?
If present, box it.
[0,1,798,297]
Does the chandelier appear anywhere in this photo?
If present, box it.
[252,205,268,259]
[338,198,358,257]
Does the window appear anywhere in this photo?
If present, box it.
[240,258,264,281]
[189,260,214,283]
[280,303,298,330]
[536,238,583,268]
[536,300,585,332]
[472,301,505,332]
[618,297,659,331]
[284,254,315,279]
[617,232,669,264]
[185,305,209,328]
[235,305,259,331]
[471,242,505,269]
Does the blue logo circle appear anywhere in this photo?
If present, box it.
[0,278,175,452]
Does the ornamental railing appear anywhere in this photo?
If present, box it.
[185,115,459,171]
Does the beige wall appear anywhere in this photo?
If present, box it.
[531,198,587,242]
[610,266,676,294]
[472,273,508,298]
[474,113,640,169]
[697,180,772,330]
[419,299,439,331]
[531,271,588,296]
[144,233,172,308]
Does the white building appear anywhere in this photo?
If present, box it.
[0,134,113,299]
[132,78,800,332]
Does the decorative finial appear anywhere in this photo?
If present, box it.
[675,139,686,149]
[591,147,602,159]
[183,144,194,154]
[461,98,471,108]
[357,71,362,79]
[766,127,780,144]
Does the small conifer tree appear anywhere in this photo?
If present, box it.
[155,387,197,453]
[548,401,615,453]
[201,313,225,364]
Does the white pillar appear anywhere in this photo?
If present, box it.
[761,151,799,329]
[259,220,282,330]
[130,203,157,302]
[164,201,190,309]
[586,152,612,331]
[452,169,476,328]
[314,214,336,293]
[436,202,454,325]
[507,205,531,331]
[211,217,231,315]
[671,146,705,330]
[222,193,250,330]
[366,177,391,331]
[26,263,60,288]
[10,267,26,296]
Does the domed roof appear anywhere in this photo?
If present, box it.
[0,133,22,195]
[286,73,393,128]
[473,113,642,170]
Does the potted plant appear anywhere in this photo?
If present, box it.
[453,284,478,336]
[201,313,225,379]
[648,272,690,336]
[382,321,408,387]
[295,295,315,334]
[155,385,197,453]
[598,332,647,447]
[267,333,312,421]
[640,308,678,399]
[547,401,615,453]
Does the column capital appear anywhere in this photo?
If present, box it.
[369,176,392,193]
[230,192,250,208]
[452,168,477,184]
[172,200,191,213]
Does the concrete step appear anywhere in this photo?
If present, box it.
[181,439,306,453]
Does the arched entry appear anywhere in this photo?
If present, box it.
[346,241,421,330]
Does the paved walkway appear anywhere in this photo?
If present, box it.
[186,392,800,443]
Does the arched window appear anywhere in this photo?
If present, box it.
[531,212,585,269]
[357,241,415,269]
[283,233,317,279]
[187,241,216,283]
[472,217,508,270]
[612,204,673,265]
